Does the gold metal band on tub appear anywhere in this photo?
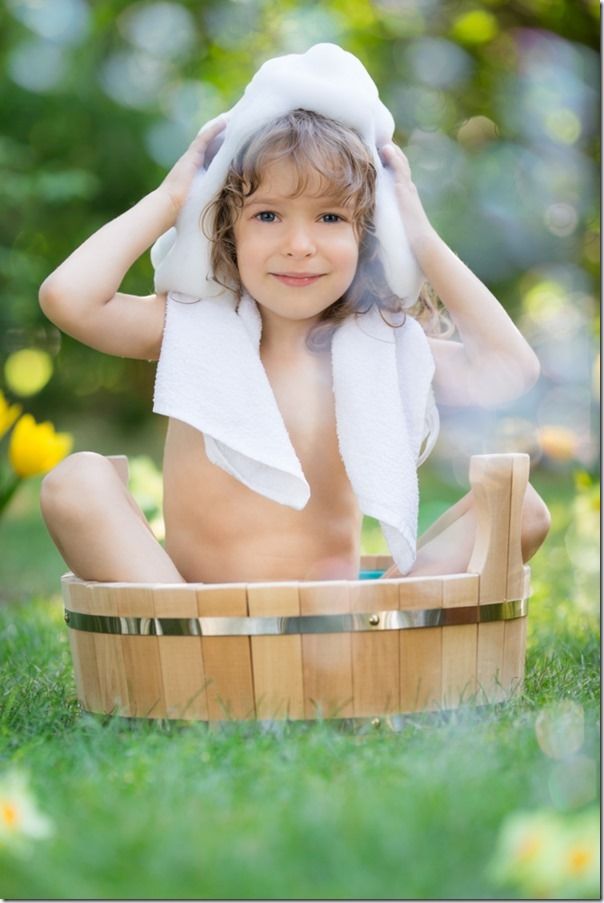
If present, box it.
[63,598,528,637]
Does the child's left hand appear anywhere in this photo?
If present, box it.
[380,143,436,250]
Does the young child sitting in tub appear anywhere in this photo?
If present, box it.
[39,45,550,586]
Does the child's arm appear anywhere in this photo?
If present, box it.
[39,118,226,361]
[381,143,541,408]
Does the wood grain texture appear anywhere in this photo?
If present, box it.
[197,584,255,721]
[300,581,353,719]
[63,578,103,714]
[468,455,513,604]
[349,580,399,717]
[399,579,443,712]
[522,565,531,600]
[154,586,208,720]
[247,583,304,720]
[476,621,506,704]
[441,575,479,708]
[502,616,528,699]
[469,454,530,703]
[89,583,129,716]
[116,586,165,718]
[506,455,530,600]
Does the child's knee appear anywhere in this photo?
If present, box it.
[40,451,117,524]
[522,484,551,552]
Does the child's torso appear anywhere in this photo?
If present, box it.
[162,346,363,582]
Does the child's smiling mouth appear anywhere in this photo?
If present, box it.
[270,272,325,287]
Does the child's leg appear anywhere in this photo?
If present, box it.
[40,452,185,583]
[382,483,551,579]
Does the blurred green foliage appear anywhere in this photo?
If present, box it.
[0,0,599,448]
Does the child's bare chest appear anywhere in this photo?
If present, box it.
[163,367,349,511]
[260,349,337,463]
[162,350,360,581]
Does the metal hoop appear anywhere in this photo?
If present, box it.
[64,599,527,637]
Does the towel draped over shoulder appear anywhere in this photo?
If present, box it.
[154,292,439,574]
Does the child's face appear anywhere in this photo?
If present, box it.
[233,158,360,325]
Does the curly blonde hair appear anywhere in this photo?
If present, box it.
[202,109,452,350]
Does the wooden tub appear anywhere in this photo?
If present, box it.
[62,453,531,722]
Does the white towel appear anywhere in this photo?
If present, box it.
[154,291,439,574]
[150,42,441,574]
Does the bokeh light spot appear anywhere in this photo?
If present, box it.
[493,417,540,456]
[203,0,262,46]
[372,0,427,38]
[388,85,458,133]
[523,280,567,323]
[7,0,90,45]
[118,2,196,59]
[537,386,593,464]
[537,425,578,461]
[145,119,191,167]
[4,349,54,397]
[405,131,465,196]
[457,115,498,150]
[544,202,578,238]
[582,229,599,265]
[535,701,584,759]
[451,10,498,45]
[160,80,224,128]
[99,51,170,109]
[277,7,345,52]
[8,39,67,92]
[544,108,582,145]
[403,37,473,88]
[548,755,597,810]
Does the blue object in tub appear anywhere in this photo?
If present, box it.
[358,569,385,580]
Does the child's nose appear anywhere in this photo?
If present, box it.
[283,223,316,257]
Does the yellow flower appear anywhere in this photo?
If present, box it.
[490,810,561,895]
[568,845,593,874]
[0,390,22,440]
[560,815,600,894]
[0,770,53,847]
[491,807,600,898]
[8,413,73,478]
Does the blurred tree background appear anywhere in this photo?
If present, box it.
[0,0,599,475]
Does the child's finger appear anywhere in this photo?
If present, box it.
[186,118,227,167]
[183,119,225,162]
[380,144,411,181]
[194,116,228,147]
[380,142,406,165]
[379,143,394,163]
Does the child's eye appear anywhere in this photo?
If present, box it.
[255,211,277,223]
[321,213,344,224]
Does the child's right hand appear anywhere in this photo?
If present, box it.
[39,115,227,362]
[158,116,227,220]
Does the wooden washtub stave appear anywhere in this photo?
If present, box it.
[62,453,531,721]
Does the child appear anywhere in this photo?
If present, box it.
[38,44,550,585]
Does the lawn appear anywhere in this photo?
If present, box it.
[0,459,599,900]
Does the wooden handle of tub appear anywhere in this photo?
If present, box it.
[467,453,530,603]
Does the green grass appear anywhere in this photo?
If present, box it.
[0,464,600,899]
